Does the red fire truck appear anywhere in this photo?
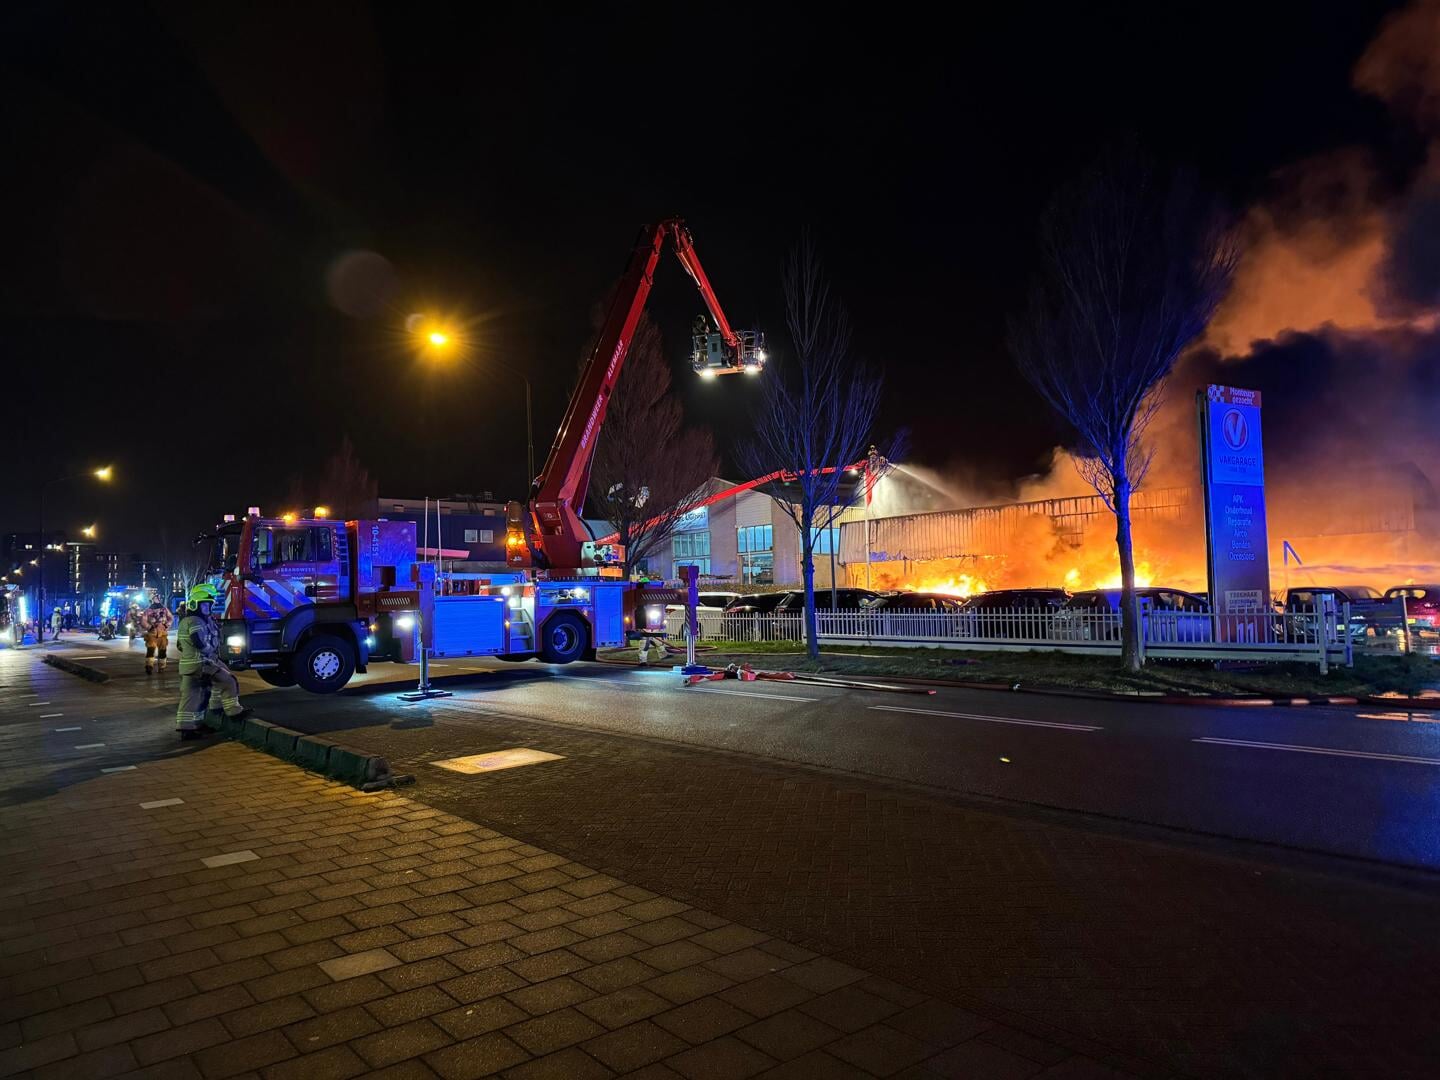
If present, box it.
[202,219,762,693]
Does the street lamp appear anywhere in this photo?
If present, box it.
[82,524,97,539]
[37,466,113,644]
[409,314,535,490]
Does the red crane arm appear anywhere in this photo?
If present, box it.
[671,224,744,353]
[521,219,745,571]
[593,461,869,547]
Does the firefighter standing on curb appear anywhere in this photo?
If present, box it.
[140,597,174,674]
[175,583,251,738]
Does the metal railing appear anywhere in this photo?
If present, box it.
[664,604,1354,670]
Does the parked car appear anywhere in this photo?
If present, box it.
[723,592,792,614]
[1384,585,1440,632]
[1284,586,1384,641]
[665,590,741,614]
[775,588,878,613]
[961,588,1070,640]
[760,588,880,640]
[862,592,967,611]
[862,592,966,638]
[1056,588,1211,642]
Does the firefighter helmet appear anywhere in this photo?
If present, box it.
[187,583,219,608]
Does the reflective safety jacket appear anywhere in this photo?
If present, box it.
[176,613,220,675]
[140,605,173,634]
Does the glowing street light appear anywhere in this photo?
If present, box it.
[427,331,449,347]
[94,465,113,482]
[81,524,97,539]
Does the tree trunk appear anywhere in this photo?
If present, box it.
[1113,473,1142,672]
[802,543,819,661]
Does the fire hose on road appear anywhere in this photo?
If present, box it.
[684,662,935,695]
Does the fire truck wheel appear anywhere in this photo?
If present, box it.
[293,634,355,693]
[257,667,296,688]
[539,613,588,664]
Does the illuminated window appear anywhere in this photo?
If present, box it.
[673,532,710,559]
[737,525,772,554]
[810,526,839,555]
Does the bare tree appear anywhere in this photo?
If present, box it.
[589,312,719,576]
[287,436,379,519]
[738,238,897,660]
[1008,149,1238,671]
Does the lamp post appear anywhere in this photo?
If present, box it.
[37,467,112,643]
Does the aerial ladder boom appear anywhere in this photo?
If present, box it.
[511,219,762,572]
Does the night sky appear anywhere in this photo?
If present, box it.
[0,2,1407,555]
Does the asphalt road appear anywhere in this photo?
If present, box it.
[14,634,1440,871]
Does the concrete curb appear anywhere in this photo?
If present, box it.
[199,713,410,790]
[40,654,110,683]
[601,657,1438,711]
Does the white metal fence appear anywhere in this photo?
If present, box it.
[665,604,1355,670]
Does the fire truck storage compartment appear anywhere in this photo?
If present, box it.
[354,520,417,592]
[594,583,626,647]
[429,595,507,657]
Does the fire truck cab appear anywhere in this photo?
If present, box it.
[204,514,668,693]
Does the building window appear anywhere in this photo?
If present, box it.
[738,525,774,584]
[464,529,478,543]
[741,554,774,584]
[673,532,711,559]
[737,525,772,554]
[673,557,711,578]
[810,525,839,555]
[478,529,493,544]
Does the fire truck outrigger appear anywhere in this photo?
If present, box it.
[200,219,763,693]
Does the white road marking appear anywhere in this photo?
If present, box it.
[101,766,137,773]
[26,702,52,706]
[869,705,1103,732]
[690,687,819,703]
[141,798,184,809]
[75,743,105,749]
[1193,736,1440,766]
[68,655,107,660]
[39,713,62,718]
[17,693,39,698]
[54,726,81,732]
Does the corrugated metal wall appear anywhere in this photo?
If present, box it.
[838,487,1194,564]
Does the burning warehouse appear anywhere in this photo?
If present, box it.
[835,462,1440,600]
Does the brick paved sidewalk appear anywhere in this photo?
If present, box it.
[0,742,1133,1080]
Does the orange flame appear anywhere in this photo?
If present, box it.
[904,574,989,598]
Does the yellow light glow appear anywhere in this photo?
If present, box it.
[313,506,330,519]
[81,525,97,538]
[94,465,113,482]
[428,331,449,347]
[281,511,298,524]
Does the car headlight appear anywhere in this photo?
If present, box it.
[226,634,246,648]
